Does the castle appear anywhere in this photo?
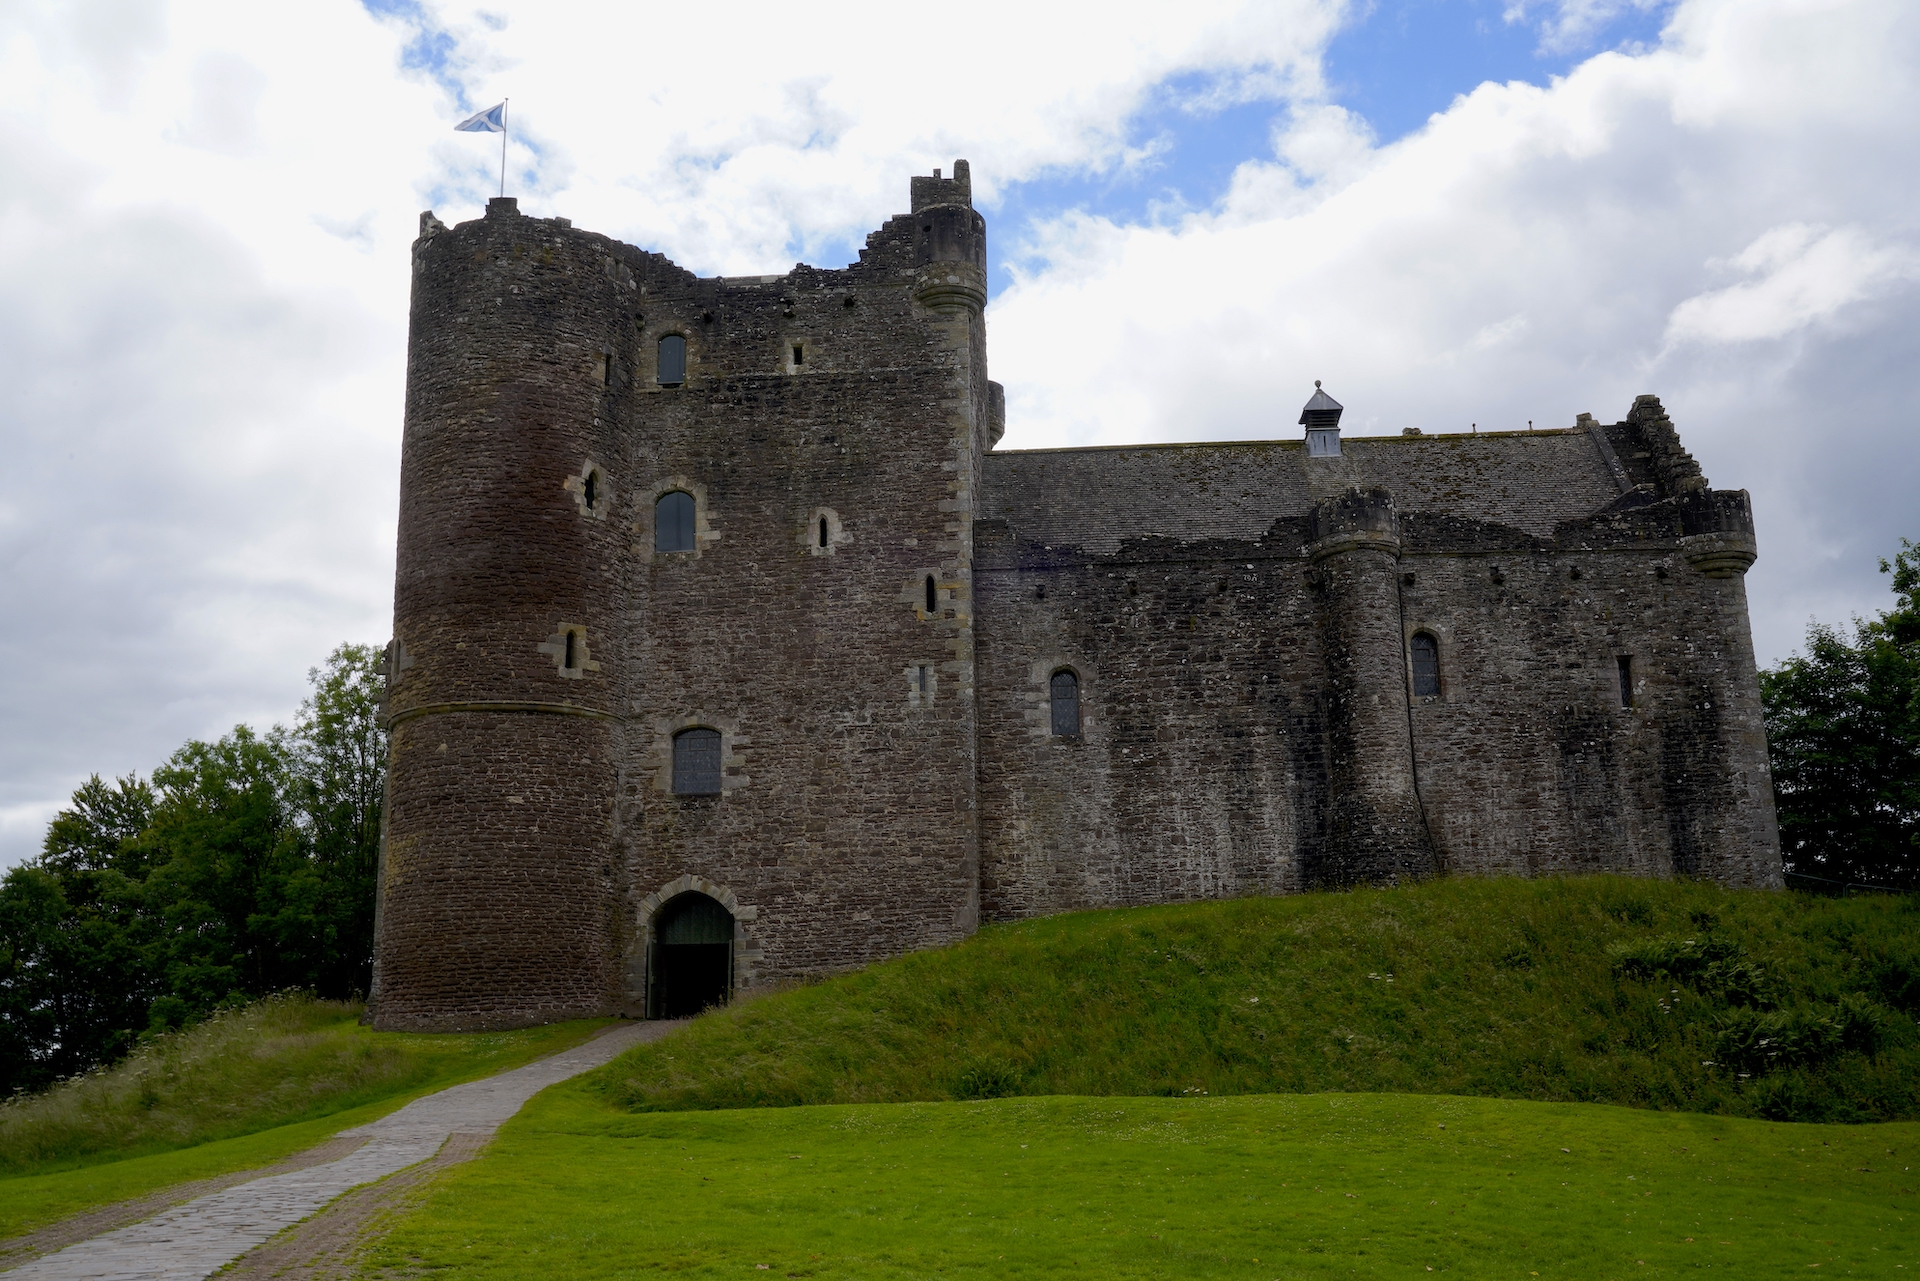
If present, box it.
[369,161,1783,1031]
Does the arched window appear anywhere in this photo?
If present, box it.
[1050,669,1080,737]
[657,334,686,385]
[656,491,696,553]
[563,629,578,670]
[925,575,938,613]
[819,516,829,548]
[672,728,722,795]
[1410,632,1440,698]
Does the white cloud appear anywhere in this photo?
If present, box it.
[1664,224,1920,345]
[1507,0,1672,55]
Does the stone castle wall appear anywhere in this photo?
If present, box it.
[372,166,1781,1031]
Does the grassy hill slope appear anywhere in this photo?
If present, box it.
[591,876,1920,1123]
[0,996,609,1241]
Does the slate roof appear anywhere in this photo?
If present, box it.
[978,428,1627,555]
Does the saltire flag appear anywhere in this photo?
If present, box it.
[456,102,506,133]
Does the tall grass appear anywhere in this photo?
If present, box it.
[0,994,600,1175]
[589,875,1920,1123]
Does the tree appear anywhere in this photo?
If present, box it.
[0,774,165,1093]
[0,643,390,1095]
[140,726,307,1022]
[283,643,387,998]
[1761,538,1920,889]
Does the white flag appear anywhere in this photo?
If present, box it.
[455,102,506,133]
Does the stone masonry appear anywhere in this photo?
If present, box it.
[369,160,1782,1031]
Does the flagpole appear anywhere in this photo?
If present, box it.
[500,99,509,198]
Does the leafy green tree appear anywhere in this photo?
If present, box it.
[139,726,308,1024]
[1761,538,1920,889]
[1,775,163,1092]
[283,644,387,998]
[0,643,390,1095]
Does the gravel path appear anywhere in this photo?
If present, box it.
[2,1019,671,1281]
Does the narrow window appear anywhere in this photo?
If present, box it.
[672,728,722,796]
[924,575,937,613]
[917,665,930,697]
[819,517,829,548]
[657,334,687,385]
[792,344,805,366]
[564,630,578,670]
[1050,670,1080,737]
[656,491,696,553]
[1410,632,1440,698]
[582,470,598,512]
[1618,656,1634,708]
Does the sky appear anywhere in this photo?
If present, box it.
[1,0,1915,867]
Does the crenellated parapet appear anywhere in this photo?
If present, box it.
[1678,488,1759,578]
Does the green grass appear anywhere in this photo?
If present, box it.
[361,1084,1919,1279]
[0,996,611,1240]
[591,877,1920,1123]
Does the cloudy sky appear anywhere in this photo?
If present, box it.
[1,0,1914,866]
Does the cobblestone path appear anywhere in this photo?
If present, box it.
[3,1020,671,1281]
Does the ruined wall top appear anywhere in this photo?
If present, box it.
[911,159,973,212]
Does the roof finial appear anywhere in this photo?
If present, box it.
[1315,380,1322,388]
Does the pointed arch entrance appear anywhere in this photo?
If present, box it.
[648,891,734,1018]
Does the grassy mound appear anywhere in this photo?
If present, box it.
[591,876,1920,1123]
[0,994,606,1177]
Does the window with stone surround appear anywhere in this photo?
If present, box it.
[657,334,686,385]
[1050,669,1081,737]
[672,728,722,796]
[1410,633,1441,698]
[656,491,696,553]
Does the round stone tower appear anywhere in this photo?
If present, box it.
[371,197,630,1031]
[1308,484,1440,885]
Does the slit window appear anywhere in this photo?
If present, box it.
[819,517,829,548]
[792,344,805,366]
[1410,632,1440,698]
[657,334,687,385]
[656,491,696,553]
[564,630,578,670]
[1050,670,1080,736]
[917,665,930,697]
[1618,656,1634,708]
[924,575,937,613]
[672,728,722,796]
[582,470,598,512]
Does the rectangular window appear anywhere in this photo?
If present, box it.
[1410,633,1440,698]
[673,728,722,795]
[1050,670,1080,736]
[657,334,687,385]
[1617,656,1634,708]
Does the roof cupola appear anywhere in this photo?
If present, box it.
[1300,381,1344,457]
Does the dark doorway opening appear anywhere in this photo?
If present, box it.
[649,892,733,1018]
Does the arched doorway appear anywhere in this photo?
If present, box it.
[648,892,734,1018]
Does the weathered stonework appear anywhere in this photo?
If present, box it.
[370,164,1782,1031]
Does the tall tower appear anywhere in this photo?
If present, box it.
[373,166,995,1030]
[373,198,630,1031]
